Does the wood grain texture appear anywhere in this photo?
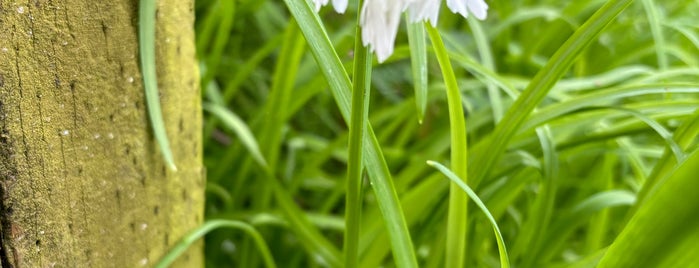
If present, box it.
[0,0,203,267]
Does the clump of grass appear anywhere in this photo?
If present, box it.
[160,0,699,267]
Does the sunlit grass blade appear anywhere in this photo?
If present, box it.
[607,106,685,162]
[283,0,418,266]
[427,160,511,268]
[345,5,372,266]
[426,24,469,268]
[203,103,268,168]
[598,149,699,267]
[139,0,177,171]
[641,0,667,70]
[156,220,276,268]
[521,83,699,131]
[469,0,635,187]
[406,19,428,123]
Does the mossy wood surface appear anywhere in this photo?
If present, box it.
[0,0,203,267]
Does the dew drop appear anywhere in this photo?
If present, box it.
[17,6,25,14]
[60,130,69,136]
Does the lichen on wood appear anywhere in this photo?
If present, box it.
[0,0,203,267]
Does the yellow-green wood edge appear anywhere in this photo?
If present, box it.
[0,0,203,267]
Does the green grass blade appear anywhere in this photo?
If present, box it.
[406,19,428,123]
[598,149,699,267]
[283,0,418,266]
[468,16,503,123]
[155,220,276,268]
[427,161,511,268]
[426,24,470,268]
[608,106,685,162]
[203,103,268,168]
[521,83,699,131]
[259,21,306,170]
[634,107,699,211]
[513,125,558,265]
[469,0,636,187]
[139,0,177,171]
[345,5,373,266]
[641,0,668,70]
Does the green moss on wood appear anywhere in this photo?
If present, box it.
[0,0,203,267]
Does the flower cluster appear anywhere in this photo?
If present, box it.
[313,0,488,62]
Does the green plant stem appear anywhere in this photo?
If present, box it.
[283,0,418,266]
[426,24,469,268]
[344,3,372,266]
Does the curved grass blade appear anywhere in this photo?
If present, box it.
[634,107,699,211]
[283,0,418,266]
[139,0,177,171]
[641,0,667,70]
[203,103,268,168]
[155,220,276,268]
[427,160,511,268]
[426,24,470,268]
[597,149,699,267]
[607,106,686,162]
[469,0,635,187]
[521,83,699,131]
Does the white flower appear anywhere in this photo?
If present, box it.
[312,0,348,13]
[446,0,488,20]
[360,0,407,62]
[407,0,442,26]
[313,0,488,62]
[361,0,488,62]
[406,0,488,24]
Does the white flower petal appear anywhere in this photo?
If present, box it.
[312,0,329,12]
[407,0,441,25]
[360,0,405,62]
[447,0,488,20]
[467,0,488,20]
[332,0,348,13]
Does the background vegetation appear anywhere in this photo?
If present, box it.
[170,0,699,267]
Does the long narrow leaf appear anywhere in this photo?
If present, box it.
[469,0,635,187]
[598,149,699,267]
[406,19,429,123]
[156,220,276,268]
[427,161,511,268]
[139,0,177,171]
[427,24,470,268]
[345,4,373,266]
[203,103,268,168]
